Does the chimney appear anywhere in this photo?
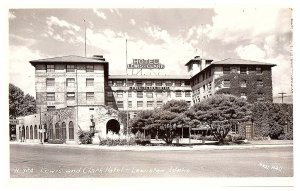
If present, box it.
[92,55,105,61]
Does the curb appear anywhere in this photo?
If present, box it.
[9,142,293,152]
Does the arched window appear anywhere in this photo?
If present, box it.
[49,123,53,140]
[69,121,74,140]
[34,125,38,139]
[29,125,33,139]
[61,122,66,140]
[55,122,60,139]
[25,126,29,139]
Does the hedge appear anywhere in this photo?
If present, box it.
[251,102,293,140]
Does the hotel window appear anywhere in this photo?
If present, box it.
[240,67,247,74]
[86,78,94,86]
[208,69,212,77]
[67,64,75,72]
[128,101,132,108]
[86,64,94,72]
[117,90,123,98]
[127,80,133,86]
[47,106,55,111]
[256,67,262,74]
[241,92,247,100]
[207,82,212,90]
[223,80,231,88]
[86,92,94,101]
[257,93,264,101]
[128,91,132,98]
[116,80,123,86]
[231,124,239,134]
[46,78,55,86]
[165,81,172,86]
[223,66,230,74]
[117,101,124,108]
[146,92,153,98]
[66,78,75,87]
[203,85,206,92]
[257,79,263,87]
[231,67,238,73]
[156,91,163,97]
[175,91,182,97]
[47,64,55,72]
[146,81,152,86]
[147,101,154,108]
[175,81,181,86]
[67,92,75,100]
[241,80,247,87]
[46,92,55,101]
[107,91,113,97]
[108,80,113,86]
[137,91,143,98]
[156,81,162,86]
[107,101,114,108]
[137,101,143,108]
[185,91,191,97]
[157,101,163,107]
[136,80,143,86]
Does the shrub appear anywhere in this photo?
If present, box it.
[252,103,293,139]
[226,134,245,142]
[205,136,217,141]
[78,129,95,144]
[278,133,293,140]
[190,134,202,140]
[48,139,65,144]
[269,122,284,139]
[98,132,136,146]
[134,131,151,145]
[252,136,270,141]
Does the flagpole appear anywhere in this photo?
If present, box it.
[126,39,129,135]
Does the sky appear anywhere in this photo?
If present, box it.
[8,8,293,102]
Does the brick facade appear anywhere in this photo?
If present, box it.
[187,57,276,104]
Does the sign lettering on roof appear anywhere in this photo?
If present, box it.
[127,59,165,69]
[129,86,170,91]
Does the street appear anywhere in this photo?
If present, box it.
[10,144,293,178]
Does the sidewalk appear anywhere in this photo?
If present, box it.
[10,140,293,152]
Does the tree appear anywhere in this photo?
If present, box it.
[23,94,36,115]
[129,100,190,144]
[129,110,155,134]
[151,110,179,144]
[189,95,252,144]
[162,100,189,114]
[9,83,36,118]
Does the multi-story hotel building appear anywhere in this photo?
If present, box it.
[15,54,276,144]
[107,75,192,118]
[31,55,109,113]
[185,56,276,103]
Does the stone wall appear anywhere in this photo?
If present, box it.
[16,105,123,144]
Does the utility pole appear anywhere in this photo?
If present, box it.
[278,92,287,103]
[84,19,86,57]
[126,39,129,135]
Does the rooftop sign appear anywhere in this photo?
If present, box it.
[127,59,165,69]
